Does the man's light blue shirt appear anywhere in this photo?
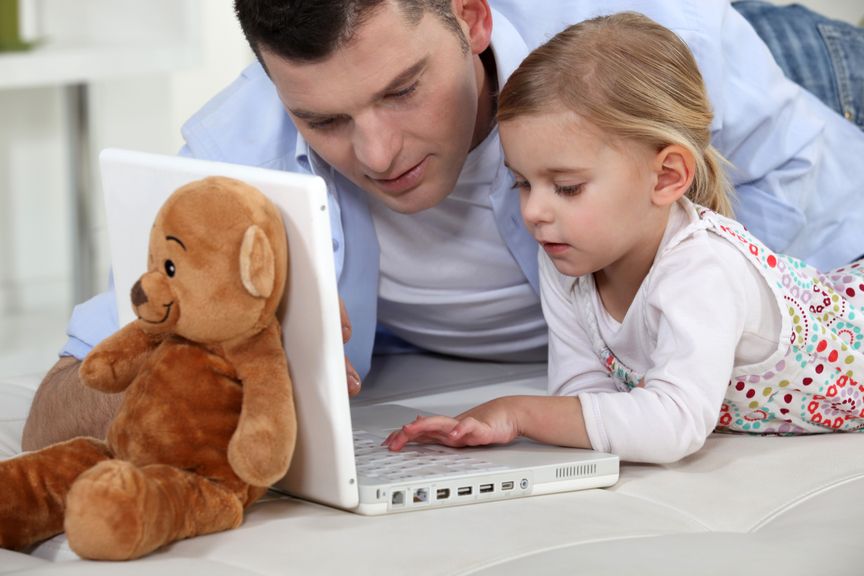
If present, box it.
[62,0,864,379]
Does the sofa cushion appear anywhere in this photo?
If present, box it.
[2,358,862,575]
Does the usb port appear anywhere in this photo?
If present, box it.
[436,488,450,500]
[501,481,515,491]
[457,486,472,496]
[479,483,494,493]
[413,488,429,504]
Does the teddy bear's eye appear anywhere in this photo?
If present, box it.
[164,260,176,278]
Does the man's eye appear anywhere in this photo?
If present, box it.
[308,119,336,130]
[307,116,348,131]
[389,82,418,100]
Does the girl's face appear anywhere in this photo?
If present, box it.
[500,109,668,279]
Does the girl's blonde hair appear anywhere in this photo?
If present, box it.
[498,12,734,216]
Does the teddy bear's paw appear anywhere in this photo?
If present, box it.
[78,352,124,391]
[229,431,290,487]
[64,460,158,561]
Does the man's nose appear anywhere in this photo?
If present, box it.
[353,112,402,175]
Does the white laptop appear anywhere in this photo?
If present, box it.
[99,148,619,516]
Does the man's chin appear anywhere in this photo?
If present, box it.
[369,185,447,214]
[386,197,441,214]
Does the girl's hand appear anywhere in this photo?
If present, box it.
[383,398,520,451]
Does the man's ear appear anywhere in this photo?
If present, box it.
[239,225,275,299]
[652,144,695,207]
[452,0,493,55]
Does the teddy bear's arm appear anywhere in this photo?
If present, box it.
[79,322,163,394]
[223,320,297,487]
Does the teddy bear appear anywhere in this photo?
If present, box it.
[0,176,297,560]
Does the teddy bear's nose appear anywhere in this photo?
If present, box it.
[131,280,149,307]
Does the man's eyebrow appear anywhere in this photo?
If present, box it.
[373,57,428,99]
[290,108,345,122]
[288,57,429,121]
[166,235,187,251]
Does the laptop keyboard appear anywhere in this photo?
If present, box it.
[353,430,508,482]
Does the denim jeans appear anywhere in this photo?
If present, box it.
[733,1,864,130]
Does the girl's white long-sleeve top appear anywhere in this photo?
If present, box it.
[541,200,782,463]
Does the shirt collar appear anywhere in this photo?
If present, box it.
[293,8,528,172]
[486,7,530,96]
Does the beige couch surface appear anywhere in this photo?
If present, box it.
[1,354,861,575]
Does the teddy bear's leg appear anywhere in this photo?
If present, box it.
[0,437,112,551]
[65,460,248,560]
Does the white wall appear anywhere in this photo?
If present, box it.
[87,0,254,295]
[0,0,252,375]
[0,88,68,316]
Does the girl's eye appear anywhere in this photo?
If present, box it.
[510,179,531,191]
[164,260,176,278]
[555,184,584,196]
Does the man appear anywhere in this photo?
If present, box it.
[23,0,864,450]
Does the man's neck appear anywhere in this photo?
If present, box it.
[471,47,499,150]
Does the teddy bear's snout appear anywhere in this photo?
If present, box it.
[131,280,148,307]
[132,272,178,330]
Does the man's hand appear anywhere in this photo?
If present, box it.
[339,297,362,397]
[383,398,521,451]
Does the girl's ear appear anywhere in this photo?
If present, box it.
[652,144,695,207]
[453,0,493,55]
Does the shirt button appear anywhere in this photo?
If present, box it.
[844,108,855,121]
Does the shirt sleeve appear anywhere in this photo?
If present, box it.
[577,237,751,463]
[540,253,619,398]
[681,2,864,269]
[59,278,119,360]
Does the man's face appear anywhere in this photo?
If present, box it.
[261,2,491,214]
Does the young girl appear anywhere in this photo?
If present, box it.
[384,12,864,463]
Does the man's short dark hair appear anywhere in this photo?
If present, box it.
[234,0,469,64]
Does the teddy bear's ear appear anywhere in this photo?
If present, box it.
[239,225,275,299]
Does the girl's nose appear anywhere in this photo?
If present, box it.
[520,188,553,226]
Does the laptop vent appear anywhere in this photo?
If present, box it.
[555,463,597,479]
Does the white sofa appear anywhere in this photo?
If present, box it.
[1,354,862,575]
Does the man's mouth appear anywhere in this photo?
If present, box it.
[369,156,429,195]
